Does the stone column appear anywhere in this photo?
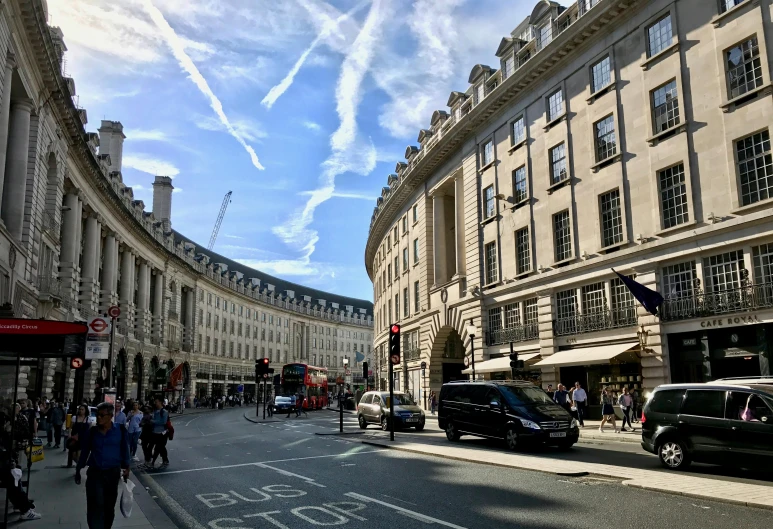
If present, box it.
[136,262,151,337]
[152,271,164,343]
[100,232,118,308]
[59,191,82,298]
[432,193,447,286]
[184,288,194,351]
[80,215,101,307]
[537,289,558,389]
[453,174,465,278]
[119,247,135,330]
[0,52,16,222]
[638,267,669,390]
[0,99,34,239]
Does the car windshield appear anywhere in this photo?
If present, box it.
[385,394,415,407]
[498,385,553,406]
[276,397,291,403]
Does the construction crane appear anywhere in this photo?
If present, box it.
[208,191,232,250]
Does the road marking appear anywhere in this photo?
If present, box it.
[344,493,468,529]
[256,463,326,488]
[185,416,203,427]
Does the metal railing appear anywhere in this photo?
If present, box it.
[660,280,773,322]
[37,274,62,300]
[404,347,422,362]
[554,305,637,337]
[41,209,60,241]
[487,323,539,346]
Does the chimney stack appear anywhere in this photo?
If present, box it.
[98,120,125,173]
[152,176,174,231]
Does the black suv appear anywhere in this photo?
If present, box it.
[641,378,773,470]
[438,381,579,450]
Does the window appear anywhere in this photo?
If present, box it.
[736,130,772,206]
[237,343,242,358]
[504,55,515,79]
[394,256,399,277]
[414,281,420,312]
[556,289,577,321]
[213,339,218,355]
[550,143,567,184]
[524,299,538,325]
[512,116,525,145]
[649,389,685,414]
[538,22,553,49]
[488,307,502,332]
[206,313,211,327]
[594,115,617,162]
[413,238,419,264]
[513,166,527,203]
[611,276,636,325]
[547,89,563,121]
[652,80,680,133]
[726,391,771,421]
[581,283,606,316]
[412,204,418,223]
[403,287,409,317]
[658,164,689,228]
[394,226,398,243]
[504,303,520,327]
[704,251,744,293]
[753,243,773,283]
[591,56,611,93]
[402,248,408,271]
[402,216,408,233]
[394,294,399,321]
[238,323,243,336]
[515,227,530,275]
[646,14,672,57]
[483,185,495,219]
[387,264,391,283]
[224,300,228,312]
[205,336,211,354]
[726,37,763,99]
[553,210,572,261]
[230,320,235,334]
[599,189,623,247]
[387,235,391,248]
[721,0,748,13]
[484,242,498,285]
[475,83,485,104]
[682,390,726,419]
[482,140,494,166]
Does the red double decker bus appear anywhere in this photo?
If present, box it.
[281,363,329,409]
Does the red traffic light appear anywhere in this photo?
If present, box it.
[262,358,269,364]
[391,324,400,334]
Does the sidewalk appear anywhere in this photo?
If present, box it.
[2,446,177,528]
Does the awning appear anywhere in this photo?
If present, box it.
[462,353,541,374]
[534,343,639,368]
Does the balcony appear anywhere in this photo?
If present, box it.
[554,305,637,337]
[168,311,179,322]
[404,347,422,362]
[660,280,773,322]
[36,274,62,302]
[487,323,539,346]
[41,209,60,242]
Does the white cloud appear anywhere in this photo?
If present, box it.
[302,121,322,132]
[195,114,267,143]
[123,154,180,177]
[298,190,373,200]
[172,187,183,193]
[139,0,265,170]
[126,129,171,142]
[222,234,244,240]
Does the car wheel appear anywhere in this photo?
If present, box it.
[381,416,389,431]
[358,415,367,429]
[505,427,519,451]
[658,439,690,470]
[445,421,460,441]
[415,423,425,432]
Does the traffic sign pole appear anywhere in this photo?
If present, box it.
[105,306,120,400]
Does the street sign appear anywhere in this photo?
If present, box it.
[237,384,244,393]
[70,357,83,369]
[391,354,400,365]
[86,317,111,359]
[107,306,121,319]
[463,355,470,368]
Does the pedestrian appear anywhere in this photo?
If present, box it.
[267,394,274,417]
[127,401,143,461]
[618,386,634,432]
[630,387,640,423]
[2,402,41,521]
[39,400,52,447]
[599,387,619,433]
[429,391,437,415]
[75,402,130,529]
[18,400,36,441]
[553,384,570,412]
[295,392,305,418]
[139,406,155,468]
[546,384,554,400]
[51,401,65,448]
[113,401,126,427]
[150,396,170,469]
[571,382,587,427]
[68,404,90,469]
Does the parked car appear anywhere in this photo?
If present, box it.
[438,381,579,451]
[641,378,773,470]
[357,391,425,430]
[272,396,295,414]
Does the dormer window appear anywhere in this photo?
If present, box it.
[503,55,515,79]
[475,84,485,105]
[538,22,553,50]
[454,106,462,122]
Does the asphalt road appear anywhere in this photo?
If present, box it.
[136,407,772,529]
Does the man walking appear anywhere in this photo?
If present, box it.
[75,402,130,529]
[150,397,170,469]
[553,384,570,413]
[572,382,588,427]
[51,401,65,448]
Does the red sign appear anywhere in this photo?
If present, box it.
[0,319,87,335]
[89,318,109,333]
[70,358,84,369]
[107,306,121,318]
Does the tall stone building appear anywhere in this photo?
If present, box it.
[0,0,373,403]
[366,0,773,416]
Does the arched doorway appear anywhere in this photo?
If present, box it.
[114,350,127,400]
[132,354,144,401]
[441,329,466,383]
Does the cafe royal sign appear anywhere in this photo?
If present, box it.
[699,314,761,328]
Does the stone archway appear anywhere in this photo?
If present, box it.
[425,325,468,398]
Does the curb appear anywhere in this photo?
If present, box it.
[315,431,365,436]
[242,412,281,424]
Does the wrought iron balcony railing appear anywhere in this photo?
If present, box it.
[37,274,62,301]
[41,209,60,242]
[660,280,773,322]
[487,323,539,346]
[404,347,422,362]
[554,305,637,337]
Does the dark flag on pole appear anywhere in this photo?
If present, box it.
[612,269,664,316]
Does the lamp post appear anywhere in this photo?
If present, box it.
[466,322,478,381]
[637,324,650,354]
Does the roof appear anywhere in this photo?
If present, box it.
[172,230,373,316]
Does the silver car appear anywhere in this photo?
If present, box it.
[357,391,425,431]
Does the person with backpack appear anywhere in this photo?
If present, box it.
[75,402,130,529]
[150,396,170,469]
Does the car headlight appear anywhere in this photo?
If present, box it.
[519,419,541,429]
[571,419,579,429]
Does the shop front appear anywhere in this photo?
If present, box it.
[462,353,542,386]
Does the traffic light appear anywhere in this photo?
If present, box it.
[509,352,524,370]
[389,324,401,365]
[256,357,270,377]
[362,361,368,379]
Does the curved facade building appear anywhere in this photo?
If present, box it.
[0,0,372,402]
[367,0,773,415]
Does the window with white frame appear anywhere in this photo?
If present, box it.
[482,140,494,166]
[753,243,773,283]
[524,299,538,325]
[413,238,419,263]
[594,115,617,162]
[547,89,563,121]
[600,189,623,247]
[721,0,748,14]
[581,282,606,314]
[475,83,485,104]
[652,80,680,133]
[414,281,420,312]
[513,166,527,203]
[412,204,418,223]
[611,276,636,324]
[726,37,763,99]
[483,185,495,219]
[402,248,409,271]
[646,14,672,57]
[515,227,530,275]
[503,303,520,328]
[704,251,744,293]
[484,242,498,285]
[504,55,515,79]
[591,56,611,93]
[550,143,567,184]
[553,210,572,261]
[538,22,552,49]
[488,307,502,332]
[658,163,689,228]
[735,130,772,206]
[512,116,525,145]
[403,287,409,317]
[556,289,577,321]
[394,256,399,277]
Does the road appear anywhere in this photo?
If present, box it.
[136,407,772,529]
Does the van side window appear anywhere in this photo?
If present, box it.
[726,392,772,421]
[681,390,726,419]
[485,388,501,405]
[648,389,685,414]
[468,386,488,405]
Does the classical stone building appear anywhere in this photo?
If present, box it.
[0,0,372,403]
[366,0,773,415]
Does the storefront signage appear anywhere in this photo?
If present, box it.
[0,319,87,335]
[714,346,761,358]
[682,338,698,347]
[85,317,111,360]
[700,314,761,328]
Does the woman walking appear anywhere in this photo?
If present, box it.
[127,401,144,461]
[599,387,619,433]
[67,405,90,468]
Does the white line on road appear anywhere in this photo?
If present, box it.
[255,463,326,487]
[344,493,468,529]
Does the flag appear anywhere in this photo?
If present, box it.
[613,269,664,316]
[169,363,185,389]
[355,351,365,363]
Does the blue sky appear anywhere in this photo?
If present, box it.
[49,0,547,300]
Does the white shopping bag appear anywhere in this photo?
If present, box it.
[120,479,136,518]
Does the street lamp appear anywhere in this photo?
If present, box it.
[466,322,478,381]
[637,324,650,354]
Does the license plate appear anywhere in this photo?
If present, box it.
[406,418,419,423]
[550,432,567,438]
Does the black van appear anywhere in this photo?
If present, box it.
[641,379,773,470]
[438,381,579,450]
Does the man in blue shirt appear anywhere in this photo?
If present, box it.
[75,402,130,529]
[150,396,170,469]
[113,401,126,427]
